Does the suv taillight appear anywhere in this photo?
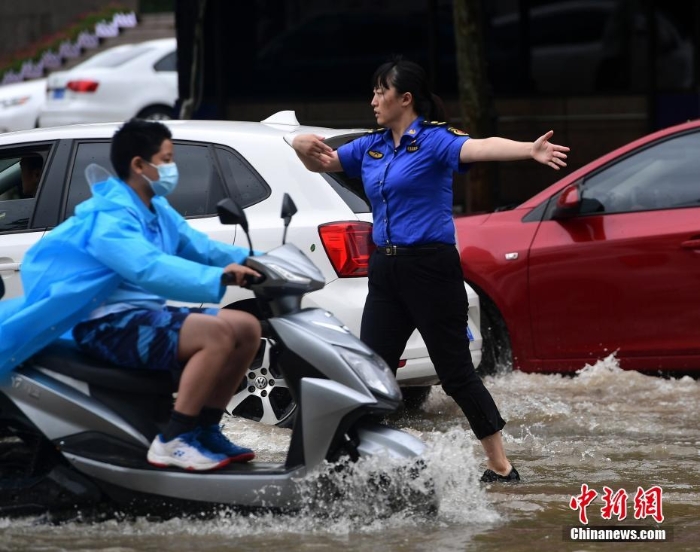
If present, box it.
[67,80,99,93]
[319,221,375,277]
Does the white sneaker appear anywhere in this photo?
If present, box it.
[147,428,231,471]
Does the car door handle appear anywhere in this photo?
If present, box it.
[0,261,20,272]
[680,239,700,250]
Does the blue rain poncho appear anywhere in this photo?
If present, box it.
[0,176,249,375]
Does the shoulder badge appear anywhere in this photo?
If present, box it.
[447,126,469,136]
[421,120,448,127]
[368,150,384,159]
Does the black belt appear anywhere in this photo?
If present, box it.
[376,243,450,256]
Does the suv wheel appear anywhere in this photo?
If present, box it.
[226,338,296,428]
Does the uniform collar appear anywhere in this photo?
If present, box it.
[381,116,425,147]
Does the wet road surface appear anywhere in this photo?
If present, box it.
[1,355,698,551]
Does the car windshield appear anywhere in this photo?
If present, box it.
[75,44,157,69]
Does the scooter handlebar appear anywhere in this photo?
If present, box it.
[221,271,266,287]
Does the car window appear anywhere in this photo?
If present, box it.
[214,146,270,208]
[0,198,35,232]
[170,143,226,216]
[154,51,177,72]
[580,131,700,214]
[75,44,157,69]
[0,147,50,232]
[65,142,110,214]
[65,141,227,219]
[322,173,370,213]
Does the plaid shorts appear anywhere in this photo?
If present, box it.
[72,306,219,372]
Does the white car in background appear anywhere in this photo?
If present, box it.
[0,112,482,426]
[38,38,177,128]
[0,78,46,133]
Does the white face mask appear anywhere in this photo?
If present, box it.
[143,162,179,196]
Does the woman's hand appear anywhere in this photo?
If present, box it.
[531,130,569,170]
[292,134,341,172]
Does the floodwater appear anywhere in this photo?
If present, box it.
[2,354,699,551]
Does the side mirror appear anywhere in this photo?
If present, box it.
[280,193,297,244]
[552,184,582,220]
[217,198,248,233]
[281,193,297,224]
[217,198,253,255]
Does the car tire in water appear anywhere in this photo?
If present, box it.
[476,292,513,376]
[401,386,432,410]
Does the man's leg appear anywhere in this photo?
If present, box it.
[72,307,257,470]
[190,310,264,462]
[201,309,262,410]
[146,313,240,469]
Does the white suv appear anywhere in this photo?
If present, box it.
[0,112,482,426]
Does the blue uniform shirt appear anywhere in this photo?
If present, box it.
[337,117,470,246]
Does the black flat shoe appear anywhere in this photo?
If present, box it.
[481,466,520,483]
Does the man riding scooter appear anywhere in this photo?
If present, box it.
[0,119,260,471]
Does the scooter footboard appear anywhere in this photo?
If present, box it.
[355,423,426,459]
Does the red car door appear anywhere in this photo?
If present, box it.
[527,129,700,372]
[529,208,700,371]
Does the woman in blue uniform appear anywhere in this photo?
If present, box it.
[292,58,569,482]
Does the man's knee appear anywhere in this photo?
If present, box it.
[219,310,262,343]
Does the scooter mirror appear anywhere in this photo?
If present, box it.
[217,198,248,233]
[280,193,298,245]
[281,193,297,223]
[217,198,254,255]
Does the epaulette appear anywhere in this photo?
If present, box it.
[421,120,469,136]
[446,126,469,136]
[363,128,385,135]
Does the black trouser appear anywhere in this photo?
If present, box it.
[360,246,506,440]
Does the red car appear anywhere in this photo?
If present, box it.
[456,119,700,374]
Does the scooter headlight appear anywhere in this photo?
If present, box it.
[336,347,401,400]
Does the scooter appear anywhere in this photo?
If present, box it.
[0,194,432,518]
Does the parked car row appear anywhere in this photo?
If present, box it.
[0,38,177,134]
[0,111,483,427]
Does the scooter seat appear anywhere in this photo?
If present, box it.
[31,339,176,395]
